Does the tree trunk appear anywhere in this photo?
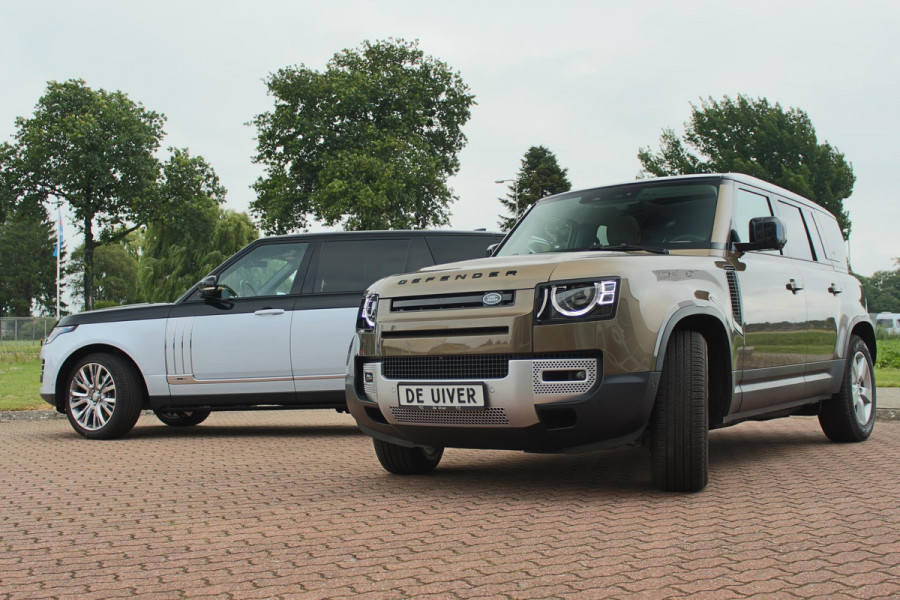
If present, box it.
[83,214,94,312]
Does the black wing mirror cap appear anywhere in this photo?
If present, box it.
[198,275,221,299]
[734,216,787,252]
[486,243,500,257]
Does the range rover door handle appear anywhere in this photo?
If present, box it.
[828,283,842,295]
[786,279,804,293]
[254,308,285,316]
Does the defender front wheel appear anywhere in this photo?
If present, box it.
[650,330,709,492]
[373,439,443,474]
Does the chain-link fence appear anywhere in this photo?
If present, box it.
[0,317,57,346]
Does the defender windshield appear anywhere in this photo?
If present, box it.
[496,180,720,256]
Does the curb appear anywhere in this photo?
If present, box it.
[3,408,899,423]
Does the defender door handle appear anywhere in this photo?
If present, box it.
[254,308,285,316]
[828,283,842,295]
[786,279,804,293]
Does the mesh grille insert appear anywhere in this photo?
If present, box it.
[390,407,509,426]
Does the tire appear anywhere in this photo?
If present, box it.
[818,335,876,442]
[373,439,443,475]
[64,353,143,440]
[153,409,211,427]
[650,330,709,492]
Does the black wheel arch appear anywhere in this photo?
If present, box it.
[654,307,734,428]
[54,344,150,413]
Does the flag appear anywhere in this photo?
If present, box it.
[52,211,63,257]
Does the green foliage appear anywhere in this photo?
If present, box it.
[0,346,44,410]
[9,79,165,310]
[638,95,855,237]
[498,145,572,231]
[876,338,900,369]
[139,209,258,303]
[251,38,475,232]
[66,237,141,310]
[0,203,59,316]
[859,259,900,313]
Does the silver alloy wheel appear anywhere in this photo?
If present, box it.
[851,350,874,425]
[68,362,117,431]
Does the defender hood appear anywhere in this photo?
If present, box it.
[369,251,686,297]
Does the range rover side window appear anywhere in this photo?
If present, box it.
[776,201,814,261]
[217,242,309,299]
[732,188,776,254]
[313,239,410,293]
[426,236,495,264]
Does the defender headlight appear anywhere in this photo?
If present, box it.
[357,294,379,331]
[44,325,77,345]
[535,279,619,323]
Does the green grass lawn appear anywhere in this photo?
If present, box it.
[0,345,48,411]
[2,337,899,412]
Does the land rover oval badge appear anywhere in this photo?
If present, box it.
[482,292,503,306]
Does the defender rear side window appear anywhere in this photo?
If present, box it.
[812,210,848,268]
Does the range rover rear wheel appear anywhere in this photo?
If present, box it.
[153,409,211,427]
[65,353,143,440]
[818,335,876,442]
[651,330,709,492]
[373,439,443,474]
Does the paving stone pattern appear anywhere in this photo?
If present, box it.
[1,411,898,599]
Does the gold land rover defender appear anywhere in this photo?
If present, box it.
[346,174,876,492]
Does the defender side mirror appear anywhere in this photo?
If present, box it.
[486,243,500,257]
[734,216,787,252]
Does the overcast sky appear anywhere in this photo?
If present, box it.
[1,0,897,276]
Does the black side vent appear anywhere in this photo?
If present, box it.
[724,266,743,326]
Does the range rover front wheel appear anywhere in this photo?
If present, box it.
[650,330,709,492]
[65,353,143,440]
[818,335,876,442]
[373,439,443,474]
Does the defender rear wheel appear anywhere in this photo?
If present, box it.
[373,439,443,474]
[819,335,876,442]
[651,330,709,492]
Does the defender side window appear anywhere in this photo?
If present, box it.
[732,189,776,253]
[776,201,814,261]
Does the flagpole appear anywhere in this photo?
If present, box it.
[55,210,61,319]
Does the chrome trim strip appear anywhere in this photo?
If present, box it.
[167,373,345,385]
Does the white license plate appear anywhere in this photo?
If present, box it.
[397,383,486,409]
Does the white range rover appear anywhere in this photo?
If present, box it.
[40,230,503,439]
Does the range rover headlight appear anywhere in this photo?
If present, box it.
[44,324,78,345]
[357,293,379,331]
[535,279,619,323]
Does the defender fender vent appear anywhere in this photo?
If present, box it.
[724,266,743,326]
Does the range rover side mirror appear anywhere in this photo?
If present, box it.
[734,216,787,252]
[486,243,500,257]
[198,275,221,300]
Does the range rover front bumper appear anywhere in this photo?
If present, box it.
[346,354,660,453]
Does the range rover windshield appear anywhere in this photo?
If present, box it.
[496,180,720,256]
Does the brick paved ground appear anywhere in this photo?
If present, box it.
[0,411,898,599]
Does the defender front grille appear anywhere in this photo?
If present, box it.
[381,355,511,380]
[390,407,510,426]
[391,291,515,312]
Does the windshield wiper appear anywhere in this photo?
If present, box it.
[581,243,669,255]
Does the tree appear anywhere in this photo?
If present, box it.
[11,79,165,310]
[859,260,900,314]
[0,202,59,316]
[66,238,140,310]
[637,95,856,236]
[498,145,572,231]
[251,38,475,233]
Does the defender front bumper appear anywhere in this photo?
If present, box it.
[347,355,660,453]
